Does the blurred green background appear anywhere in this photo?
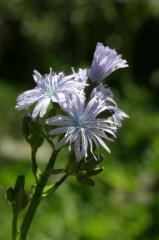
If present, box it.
[1,0,159,239]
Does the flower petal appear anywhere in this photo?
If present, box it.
[32,98,50,119]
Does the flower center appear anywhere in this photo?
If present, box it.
[73,114,95,129]
[40,73,59,97]
[45,84,56,97]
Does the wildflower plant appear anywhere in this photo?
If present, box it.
[7,42,128,240]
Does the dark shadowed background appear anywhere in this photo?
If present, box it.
[1,0,159,239]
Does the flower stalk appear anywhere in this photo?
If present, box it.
[12,210,18,240]
[31,148,38,182]
[18,149,66,240]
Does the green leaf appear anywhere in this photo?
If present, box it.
[14,174,29,213]
[6,187,15,204]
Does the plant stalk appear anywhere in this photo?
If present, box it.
[12,210,18,240]
[18,149,66,240]
[31,149,38,182]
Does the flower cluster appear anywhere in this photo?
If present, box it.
[16,42,128,161]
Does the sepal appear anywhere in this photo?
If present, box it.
[76,155,103,172]
[99,108,115,119]
[86,166,104,177]
[22,113,44,150]
[65,154,104,186]
[76,175,95,186]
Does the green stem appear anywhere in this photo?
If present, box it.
[12,210,18,240]
[41,131,54,148]
[31,149,38,182]
[19,149,65,240]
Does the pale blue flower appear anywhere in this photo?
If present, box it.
[71,68,88,87]
[16,69,84,119]
[110,107,129,127]
[92,84,129,127]
[46,96,118,161]
[88,42,128,82]
[91,84,115,104]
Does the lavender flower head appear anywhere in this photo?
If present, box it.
[46,96,118,161]
[16,69,84,119]
[72,68,88,85]
[88,42,128,83]
[92,84,129,127]
[92,84,115,104]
